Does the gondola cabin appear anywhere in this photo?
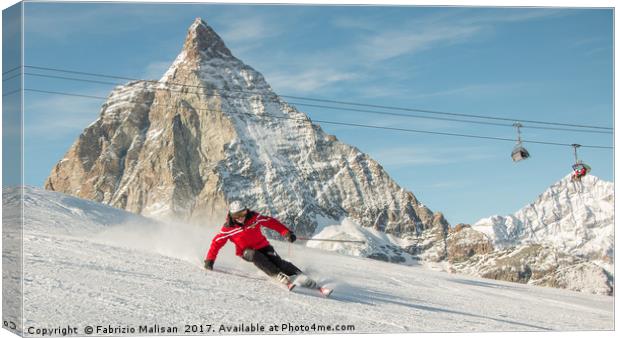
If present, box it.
[511,146,530,162]
[511,122,530,162]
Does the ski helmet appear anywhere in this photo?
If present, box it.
[228,200,245,214]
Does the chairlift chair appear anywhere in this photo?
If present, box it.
[570,144,591,181]
[572,161,592,173]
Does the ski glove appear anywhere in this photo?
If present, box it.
[204,259,214,271]
[285,231,297,243]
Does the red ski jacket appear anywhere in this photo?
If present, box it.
[205,211,291,261]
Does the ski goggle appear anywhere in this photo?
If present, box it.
[231,209,247,219]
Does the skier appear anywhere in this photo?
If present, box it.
[203,201,317,289]
[572,166,585,181]
[571,162,589,182]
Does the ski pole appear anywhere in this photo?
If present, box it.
[297,237,366,244]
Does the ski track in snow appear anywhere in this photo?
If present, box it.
[7,187,614,333]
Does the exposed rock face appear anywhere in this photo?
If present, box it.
[402,212,450,262]
[44,18,448,250]
[446,224,494,263]
[449,244,613,296]
[46,81,158,211]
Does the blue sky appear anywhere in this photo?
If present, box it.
[19,2,613,225]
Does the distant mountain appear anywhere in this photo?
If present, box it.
[44,18,449,259]
[445,175,614,295]
[473,175,613,271]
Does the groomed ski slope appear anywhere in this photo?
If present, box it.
[10,187,613,334]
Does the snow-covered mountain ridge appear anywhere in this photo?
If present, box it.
[301,174,614,295]
[473,174,613,270]
[441,175,614,295]
[2,186,613,333]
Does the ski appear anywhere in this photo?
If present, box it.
[288,274,333,297]
[294,281,333,297]
[317,286,333,297]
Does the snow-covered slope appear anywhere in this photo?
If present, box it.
[4,186,613,333]
[4,186,149,235]
[307,218,419,264]
[308,217,448,264]
[473,175,613,271]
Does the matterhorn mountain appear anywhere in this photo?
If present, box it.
[445,175,614,295]
[44,18,449,259]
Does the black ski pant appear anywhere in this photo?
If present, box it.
[242,245,302,277]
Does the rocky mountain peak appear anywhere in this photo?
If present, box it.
[181,17,232,62]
